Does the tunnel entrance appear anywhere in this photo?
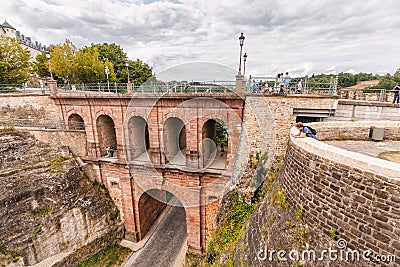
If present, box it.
[68,114,85,130]
[138,189,186,240]
[163,117,186,166]
[128,116,150,161]
[202,119,228,169]
[96,115,117,157]
[134,189,187,266]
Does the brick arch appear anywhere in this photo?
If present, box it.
[126,115,150,160]
[137,188,186,236]
[96,114,117,157]
[200,118,229,169]
[94,110,118,123]
[66,109,87,129]
[67,113,85,130]
[125,109,151,124]
[163,117,187,165]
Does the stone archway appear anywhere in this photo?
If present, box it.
[202,118,228,169]
[128,116,150,161]
[96,115,117,157]
[163,117,186,166]
[68,113,85,130]
[137,189,186,239]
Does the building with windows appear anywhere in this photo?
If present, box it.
[1,20,47,60]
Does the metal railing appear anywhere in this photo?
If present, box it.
[247,75,338,95]
[56,81,237,94]
[57,82,127,94]
[0,84,23,93]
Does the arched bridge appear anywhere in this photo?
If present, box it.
[52,86,245,253]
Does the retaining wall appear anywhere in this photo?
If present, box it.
[280,121,400,263]
[329,100,400,121]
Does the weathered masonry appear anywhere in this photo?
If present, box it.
[52,92,244,253]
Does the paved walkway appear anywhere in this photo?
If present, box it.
[123,200,187,267]
[324,140,400,158]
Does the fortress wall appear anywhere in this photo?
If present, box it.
[232,95,337,187]
[280,126,400,261]
[0,94,61,121]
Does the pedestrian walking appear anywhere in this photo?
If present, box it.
[393,84,400,104]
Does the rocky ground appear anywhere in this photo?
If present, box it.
[0,130,123,266]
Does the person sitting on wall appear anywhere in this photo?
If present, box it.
[297,122,318,140]
[290,122,306,138]
[105,147,114,157]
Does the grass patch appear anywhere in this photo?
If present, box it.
[31,207,53,217]
[330,229,336,242]
[109,208,119,221]
[0,122,15,133]
[378,151,400,164]
[48,155,70,172]
[0,243,21,262]
[77,244,131,267]
[204,191,256,266]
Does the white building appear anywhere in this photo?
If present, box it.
[0,20,47,60]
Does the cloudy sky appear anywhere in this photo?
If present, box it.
[2,0,400,78]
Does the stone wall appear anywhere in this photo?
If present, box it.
[0,131,123,267]
[280,129,400,263]
[328,100,400,121]
[309,121,400,141]
[231,95,338,189]
[0,94,61,121]
[25,129,87,156]
[138,191,167,238]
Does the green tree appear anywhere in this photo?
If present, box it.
[75,47,116,83]
[50,40,78,83]
[0,35,31,84]
[127,59,153,85]
[89,43,127,82]
[89,43,153,84]
[33,52,51,78]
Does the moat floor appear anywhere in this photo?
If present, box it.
[324,140,400,158]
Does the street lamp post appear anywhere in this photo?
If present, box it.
[45,51,53,79]
[243,52,247,75]
[126,60,130,83]
[238,33,245,75]
[105,66,110,91]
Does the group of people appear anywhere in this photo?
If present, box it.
[252,72,303,95]
[290,122,318,140]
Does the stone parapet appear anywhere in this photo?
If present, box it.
[280,128,400,263]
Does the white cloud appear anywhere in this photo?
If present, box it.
[2,0,400,78]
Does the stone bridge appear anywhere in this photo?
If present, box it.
[51,85,245,253]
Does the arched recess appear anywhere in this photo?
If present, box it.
[138,189,186,240]
[96,115,117,157]
[128,116,150,160]
[202,119,228,169]
[163,117,186,165]
[68,113,85,130]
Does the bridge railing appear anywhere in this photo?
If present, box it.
[247,75,338,95]
[0,84,24,93]
[56,81,237,94]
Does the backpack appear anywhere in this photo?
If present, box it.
[305,126,317,135]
